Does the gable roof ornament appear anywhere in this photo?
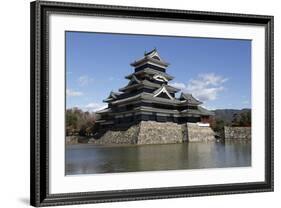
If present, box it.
[153,74,168,82]
[153,85,174,100]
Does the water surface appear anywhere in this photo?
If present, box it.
[66,142,251,175]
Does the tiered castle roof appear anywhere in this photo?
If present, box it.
[96,49,213,127]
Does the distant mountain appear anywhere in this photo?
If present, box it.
[213,108,251,124]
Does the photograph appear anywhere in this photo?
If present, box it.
[30,1,273,206]
[65,32,252,175]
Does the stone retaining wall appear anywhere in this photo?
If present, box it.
[66,136,78,145]
[224,126,251,140]
[87,121,215,145]
[137,121,183,144]
[88,124,139,144]
[186,123,215,142]
[66,136,90,144]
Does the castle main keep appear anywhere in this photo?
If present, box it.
[92,49,215,144]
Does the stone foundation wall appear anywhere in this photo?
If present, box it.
[88,124,139,144]
[224,126,251,140]
[66,136,78,145]
[88,121,215,145]
[186,123,215,142]
[66,136,90,144]
[137,121,183,144]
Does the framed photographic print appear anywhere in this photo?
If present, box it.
[30,0,274,206]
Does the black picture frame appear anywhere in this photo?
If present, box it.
[30,0,274,207]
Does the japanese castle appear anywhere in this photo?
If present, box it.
[96,49,213,130]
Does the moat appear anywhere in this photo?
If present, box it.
[66,141,251,175]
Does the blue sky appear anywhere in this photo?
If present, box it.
[66,31,251,111]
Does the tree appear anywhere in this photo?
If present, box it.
[239,111,251,126]
[212,119,225,133]
[65,108,96,136]
[231,113,240,126]
[231,111,251,127]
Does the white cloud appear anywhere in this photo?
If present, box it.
[84,102,107,112]
[198,73,228,86]
[78,75,93,86]
[170,82,186,89]
[66,89,83,97]
[171,73,227,102]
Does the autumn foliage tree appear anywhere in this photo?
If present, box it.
[66,108,96,136]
